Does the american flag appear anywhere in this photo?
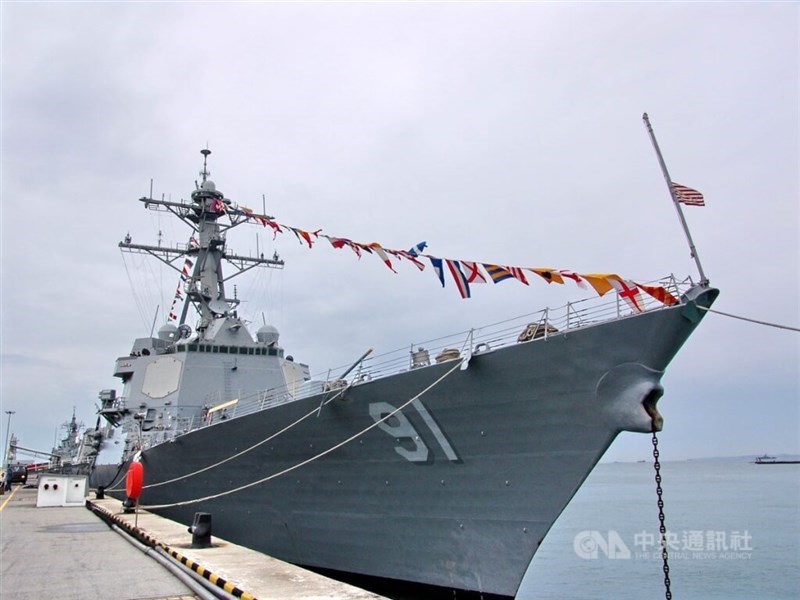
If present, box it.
[671,182,705,206]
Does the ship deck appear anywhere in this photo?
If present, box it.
[196,275,695,430]
[0,483,384,600]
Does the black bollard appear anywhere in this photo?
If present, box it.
[96,486,105,500]
[188,512,212,547]
[122,497,136,514]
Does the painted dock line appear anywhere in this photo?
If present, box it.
[87,494,385,600]
[0,483,21,511]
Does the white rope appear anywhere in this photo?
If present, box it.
[699,306,800,333]
[107,385,351,492]
[141,357,465,510]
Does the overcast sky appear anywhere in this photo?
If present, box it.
[1,3,797,472]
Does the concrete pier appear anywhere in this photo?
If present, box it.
[1,485,384,600]
[1,485,195,600]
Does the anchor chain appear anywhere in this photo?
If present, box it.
[652,430,672,600]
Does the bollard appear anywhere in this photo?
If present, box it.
[188,512,212,547]
[122,497,137,514]
[96,486,105,500]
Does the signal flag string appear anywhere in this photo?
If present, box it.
[222,202,680,309]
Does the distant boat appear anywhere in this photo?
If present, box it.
[754,455,799,465]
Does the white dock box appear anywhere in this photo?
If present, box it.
[37,475,88,508]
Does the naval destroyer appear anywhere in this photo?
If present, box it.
[82,149,717,598]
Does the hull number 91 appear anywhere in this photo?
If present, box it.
[369,400,460,464]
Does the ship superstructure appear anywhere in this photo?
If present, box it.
[92,151,311,473]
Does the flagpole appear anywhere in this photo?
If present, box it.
[642,112,708,285]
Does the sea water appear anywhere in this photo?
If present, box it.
[517,460,799,599]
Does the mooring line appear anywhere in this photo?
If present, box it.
[698,306,800,332]
[118,385,352,492]
[88,500,257,600]
[140,357,465,510]
[108,351,375,493]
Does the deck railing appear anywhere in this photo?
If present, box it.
[213,275,692,425]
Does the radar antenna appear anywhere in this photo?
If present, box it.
[121,149,284,333]
[200,148,211,183]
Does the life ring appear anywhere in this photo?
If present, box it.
[126,461,144,500]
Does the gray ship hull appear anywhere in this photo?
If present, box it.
[99,285,717,598]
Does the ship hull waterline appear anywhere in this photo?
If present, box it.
[95,285,717,598]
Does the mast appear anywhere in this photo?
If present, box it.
[642,113,708,285]
[119,149,284,337]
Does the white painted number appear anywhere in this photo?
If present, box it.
[369,400,460,463]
